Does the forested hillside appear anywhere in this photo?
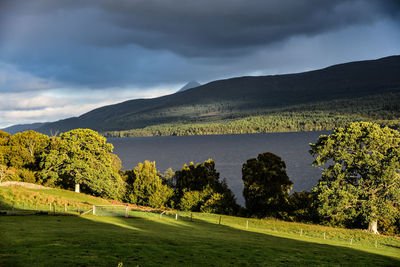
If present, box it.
[104,92,400,137]
[35,55,400,136]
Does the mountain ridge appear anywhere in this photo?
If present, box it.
[26,55,400,134]
[1,122,48,135]
[178,81,201,92]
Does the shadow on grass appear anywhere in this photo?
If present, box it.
[1,199,399,267]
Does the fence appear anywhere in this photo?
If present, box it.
[0,200,91,215]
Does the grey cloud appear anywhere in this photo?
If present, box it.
[0,0,399,90]
[1,0,399,57]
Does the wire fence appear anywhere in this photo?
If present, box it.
[0,200,92,215]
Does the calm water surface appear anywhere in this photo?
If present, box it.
[109,132,327,205]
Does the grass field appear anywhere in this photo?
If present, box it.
[1,185,400,266]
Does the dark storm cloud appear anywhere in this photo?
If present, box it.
[0,0,399,88]
[96,0,400,56]
[1,0,399,57]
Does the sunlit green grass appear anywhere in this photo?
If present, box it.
[1,186,399,266]
[1,215,400,266]
[0,186,112,214]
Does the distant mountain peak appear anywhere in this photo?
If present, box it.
[178,80,201,92]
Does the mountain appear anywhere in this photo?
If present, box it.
[2,122,48,135]
[178,81,201,92]
[37,55,400,135]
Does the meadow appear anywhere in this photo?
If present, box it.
[1,185,400,266]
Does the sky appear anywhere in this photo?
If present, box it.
[0,0,399,128]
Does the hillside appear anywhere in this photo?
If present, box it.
[1,185,400,266]
[36,55,400,135]
[2,122,48,135]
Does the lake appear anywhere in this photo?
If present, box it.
[109,131,327,206]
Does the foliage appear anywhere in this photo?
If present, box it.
[310,122,400,232]
[4,130,49,170]
[0,130,49,184]
[180,187,211,211]
[39,129,124,199]
[103,92,400,138]
[124,161,173,208]
[161,167,175,187]
[287,191,319,223]
[173,159,239,214]
[242,152,293,218]
[0,130,11,165]
[173,159,220,199]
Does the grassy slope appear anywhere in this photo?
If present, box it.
[0,186,113,213]
[1,186,400,266]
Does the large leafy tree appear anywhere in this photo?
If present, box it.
[124,160,173,208]
[242,152,293,218]
[310,122,400,233]
[40,129,124,199]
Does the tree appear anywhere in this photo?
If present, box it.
[124,161,173,208]
[173,159,238,214]
[40,129,124,199]
[242,152,293,218]
[173,159,221,198]
[310,122,400,233]
[6,130,49,170]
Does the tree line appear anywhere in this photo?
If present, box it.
[0,128,238,215]
[1,121,399,235]
[103,92,400,138]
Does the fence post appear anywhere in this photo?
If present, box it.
[125,206,129,218]
[219,216,222,225]
[65,203,67,212]
[53,204,55,214]
[49,203,52,211]
[93,205,96,215]
[323,232,326,240]
[350,238,353,245]
[175,213,178,220]
[300,229,303,237]
[246,220,248,229]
